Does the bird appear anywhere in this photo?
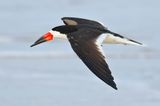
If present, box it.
[31,17,143,90]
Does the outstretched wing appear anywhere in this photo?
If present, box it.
[62,17,105,29]
[67,28,117,90]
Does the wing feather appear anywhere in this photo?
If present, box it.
[67,28,117,90]
[62,17,105,29]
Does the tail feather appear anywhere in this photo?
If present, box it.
[103,32,144,46]
[127,38,144,46]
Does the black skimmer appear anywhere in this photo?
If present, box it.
[31,17,143,90]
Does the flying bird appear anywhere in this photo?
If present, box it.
[31,17,143,90]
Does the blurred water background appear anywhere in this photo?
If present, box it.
[0,0,160,106]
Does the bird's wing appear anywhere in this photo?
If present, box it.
[61,17,105,29]
[67,28,117,90]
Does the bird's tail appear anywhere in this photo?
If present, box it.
[103,32,145,46]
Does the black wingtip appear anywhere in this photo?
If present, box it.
[107,80,118,90]
[111,84,118,90]
[113,86,118,90]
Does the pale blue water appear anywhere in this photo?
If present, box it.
[0,0,160,106]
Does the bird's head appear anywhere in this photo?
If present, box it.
[30,26,72,47]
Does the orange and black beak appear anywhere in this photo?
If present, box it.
[30,32,53,47]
